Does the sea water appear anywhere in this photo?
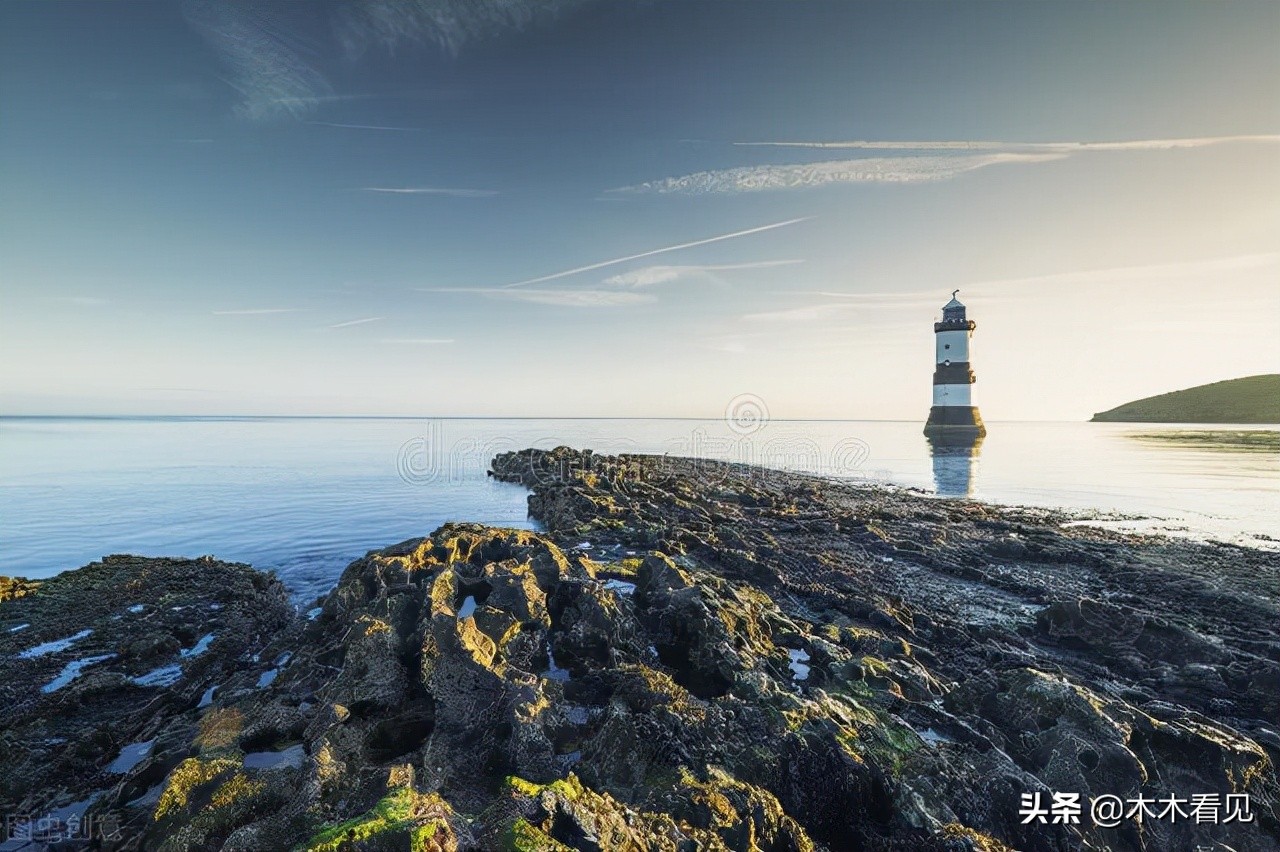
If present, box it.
[1,417,1275,602]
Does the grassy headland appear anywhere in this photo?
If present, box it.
[1091,374,1280,423]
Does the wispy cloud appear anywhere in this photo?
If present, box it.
[92,82,209,103]
[743,303,861,323]
[189,0,598,120]
[611,154,1065,195]
[619,134,1280,196]
[420,258,801,309]
[185,1,332,121]
[695,324,917,355]
[732,134,1280,152]
[602,259,803,288]
[742,253,1280,325]
[771,290,945,310]
[960,252,1280,300]
[212,307,305,316]
[382,337,456,344]
[327,316,385,329]
[422,287,654,308]
[55,296,109,307]
[503,218,811,287]
[361,186,498,198]
[333,0,594,59]
[268,93,383,107]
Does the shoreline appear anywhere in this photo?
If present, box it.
[1,447,1277,850]
[4,420,1277,588]
[7,480,1277,598]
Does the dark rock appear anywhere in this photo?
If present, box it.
[0,556,294,850]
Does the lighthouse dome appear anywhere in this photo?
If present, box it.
[941,290,966,321]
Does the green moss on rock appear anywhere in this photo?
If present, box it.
[304,787,455,852]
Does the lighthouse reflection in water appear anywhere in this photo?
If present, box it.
[926,431,984,498]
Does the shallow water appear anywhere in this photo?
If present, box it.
[42,654,117,693]
[604,579,637,596]
[180,633,215,659]
[243,744,306,771]
[788,648,811,682]
[17,629,93,659]
[131,664,183,688]
[1,417,1275,602]
[107,740,154,774]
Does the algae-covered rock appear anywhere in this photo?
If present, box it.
[0,555,295,849]
[119,524,870,849]
[303,784,459,852]
[486,447,1280,852]
[119,477,1277,851]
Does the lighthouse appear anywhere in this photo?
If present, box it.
[924,290,986,437]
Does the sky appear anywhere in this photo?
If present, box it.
[1,0,1277,420]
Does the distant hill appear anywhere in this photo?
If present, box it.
[1091,374,1280,423]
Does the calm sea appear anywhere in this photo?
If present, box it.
[1,418,1275,602]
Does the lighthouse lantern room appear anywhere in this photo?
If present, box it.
[924,290,986,437]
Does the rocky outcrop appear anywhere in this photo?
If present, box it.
[487,447,1280,851]
[117,525,870,850]
[2,447,1276,851]
[0,555,295,850]
[0,576,40,603]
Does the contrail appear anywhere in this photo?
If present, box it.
[327,316,384,329]
[383,338,456,344]
[212,308,304,315]
[308,121,423,132]
[503,217,812,288]
[732,134,1280,152]
[361,187,498,198]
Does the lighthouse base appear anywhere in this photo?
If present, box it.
[924,405,986,437]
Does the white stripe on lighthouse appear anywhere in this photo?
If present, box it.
[935,329,970,363]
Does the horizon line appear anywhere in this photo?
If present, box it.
[0,414,1242,425]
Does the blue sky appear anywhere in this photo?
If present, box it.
[2,1,1277,419]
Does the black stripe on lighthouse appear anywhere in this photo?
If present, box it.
[932,362,975,385]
